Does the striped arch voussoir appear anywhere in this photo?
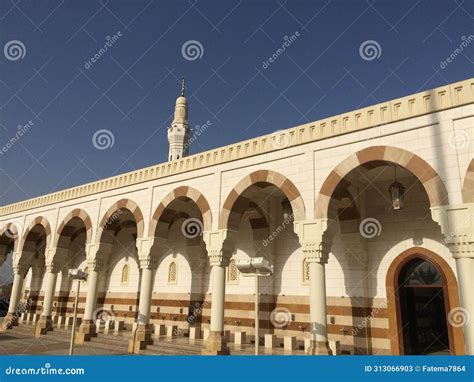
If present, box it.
[99,199,144,239]
[19,216,52,252]
[219,170,306,230]
[149,186,212,236]
[0,223,21,251]
[315,146,449,219]
[55,208,93,246]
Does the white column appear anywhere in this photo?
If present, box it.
[455,257,474,354]
[202,230,234,355]
[431,204,474,355]
[128,260,155,354]
[8,273,24,315]
[129,238,158,354]
[209,262,226,333]
[309,259,329,344]
[76,242,112,344]
[1,263,27,330]
[83,266,99,322]
[34,262,59,337]
[41,267,58,318]
[137,265,153,325]
[294,219,332,355]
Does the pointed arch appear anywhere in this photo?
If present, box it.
[0,222,22,252]
[54,208,93,247]
[219,170,306,230]
[315,146,449,219]
[19,216,52,253]
[98,198,144,239]
[149,186,212,237]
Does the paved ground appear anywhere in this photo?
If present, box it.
[0,324,305,356]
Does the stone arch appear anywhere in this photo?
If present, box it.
[315,146,449,219]
[462,159,474,203]
[0,222,22,252]
[149,186,212,237]
[54,208,93,247]
[219,170,306,230]
[385,247,464,355]
[18,216,52,253]
[98,198,145,240]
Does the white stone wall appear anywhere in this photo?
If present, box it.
[0,98,472,349]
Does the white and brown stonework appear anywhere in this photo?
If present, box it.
[0,78,473,355]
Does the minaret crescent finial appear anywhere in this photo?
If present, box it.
[181,77,185,97]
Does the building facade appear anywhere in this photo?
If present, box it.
[0,78,473,356]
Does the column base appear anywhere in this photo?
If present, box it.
[306,340,332,355]
[0,313,19,331]
[34,316,53,338]
[128,324,153,354]
[75,320,97,345]
[202,330,230,355]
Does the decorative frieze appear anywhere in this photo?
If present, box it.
[1,79,472,217]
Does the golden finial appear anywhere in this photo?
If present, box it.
[181,77,185,97]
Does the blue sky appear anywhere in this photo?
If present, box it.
[1,0,473,205]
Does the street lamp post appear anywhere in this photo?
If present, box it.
[235,257,274,355]
[68,269,88,356]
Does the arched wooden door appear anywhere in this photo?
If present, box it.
[386,248,465,355]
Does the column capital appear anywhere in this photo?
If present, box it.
[44,261,61,274]
[12,262,29,278]
[203,230,235,267]
[86,242,113,267]
[431,203,474,258]
[136,237,165,269]
[86,258,106,272]
[139,258,158,270]
[294,219,330,263]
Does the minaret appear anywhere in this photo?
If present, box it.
[167,78,191,161]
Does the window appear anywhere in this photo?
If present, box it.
[302,258,310,284]
[227,258,239,284]
[121,264,129,284]
[168,261,177,284]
